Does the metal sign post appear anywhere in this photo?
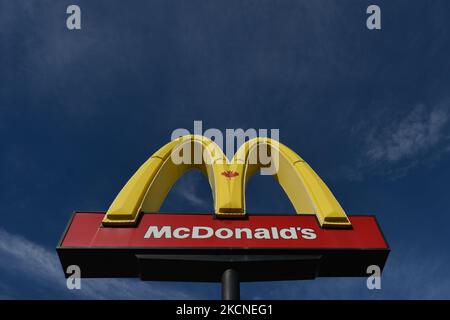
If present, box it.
[222,268,239,300]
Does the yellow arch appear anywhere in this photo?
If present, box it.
[231,138,351,227]
[102,135,351,228]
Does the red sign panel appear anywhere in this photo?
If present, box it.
[61,212,388,249]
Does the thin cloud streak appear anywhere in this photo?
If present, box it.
[173,172,210,209]
[0,228,194,299]
[342,102,450,181]
[365,105,449,164]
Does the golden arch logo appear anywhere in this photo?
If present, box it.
[102,135,351,228]
[58,136,389,296]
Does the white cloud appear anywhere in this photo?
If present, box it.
[0,228,194,299]
[365,105,449,164]
[173,172,210,209]
[341,103,450,180]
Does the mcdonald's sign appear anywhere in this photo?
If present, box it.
[57,135,389,287]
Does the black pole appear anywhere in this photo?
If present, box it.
[221,268,240,300]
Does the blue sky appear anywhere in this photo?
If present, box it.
[1,0,450,299]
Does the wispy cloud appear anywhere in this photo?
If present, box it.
[342,103,450,180]
[173,172,210,209]
[365,105,449,164]
[0,228,195,299]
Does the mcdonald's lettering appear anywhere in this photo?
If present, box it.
[57,135,389,289]
[143,225,317,240]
